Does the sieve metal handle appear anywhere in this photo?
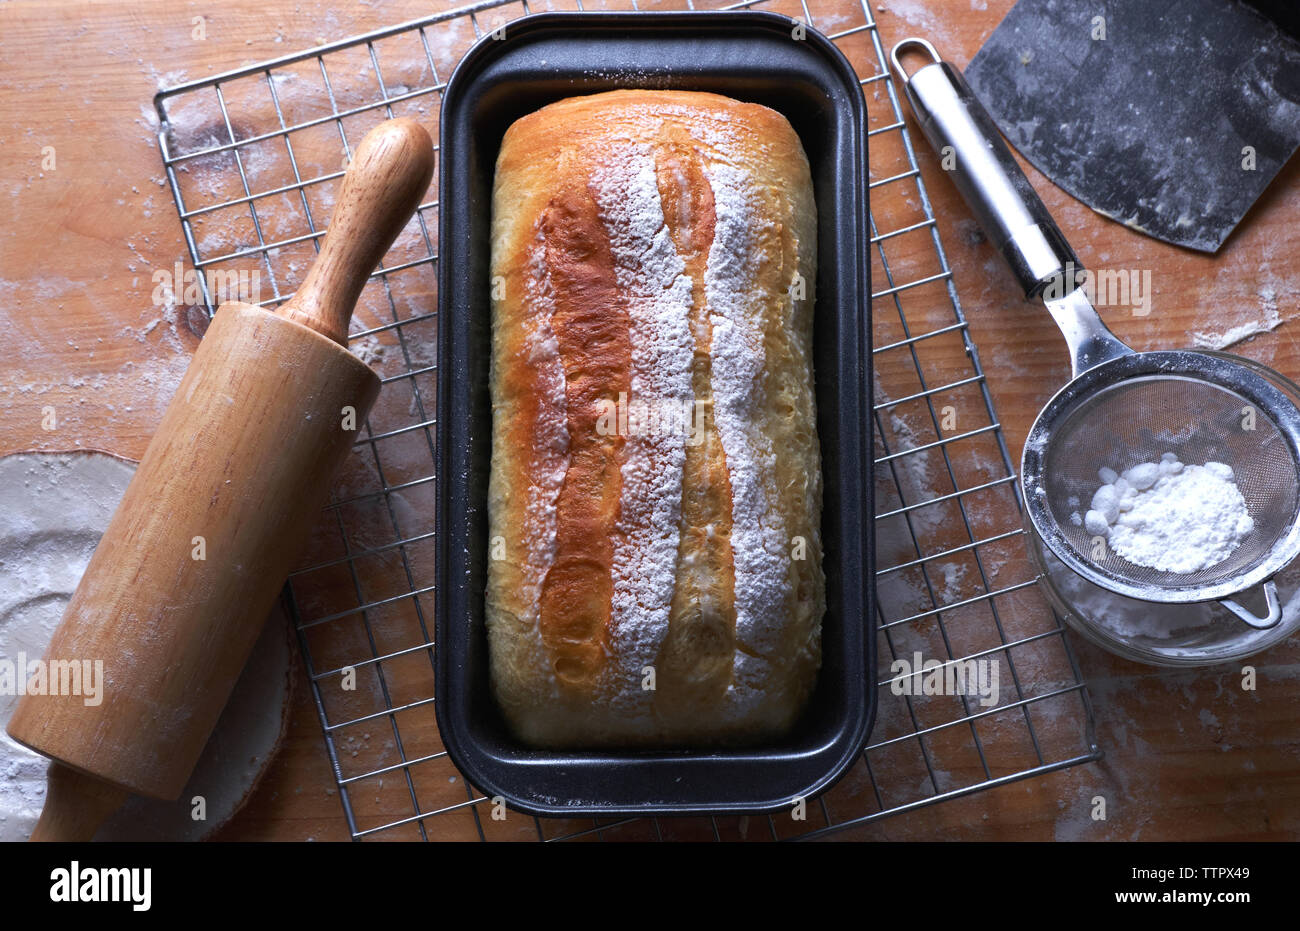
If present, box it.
[1220,579,1282,630]
[891,38,1133,377]
[890,38,1078,298]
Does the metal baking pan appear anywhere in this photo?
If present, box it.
[435,10,874,816]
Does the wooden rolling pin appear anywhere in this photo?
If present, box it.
[7,117,434,841]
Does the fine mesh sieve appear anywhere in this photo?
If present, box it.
[1036,371,1298,588]
[1022,343,1300,621]
[894,38,1300,630]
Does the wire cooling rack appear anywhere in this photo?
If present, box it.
[154,0,1101,841]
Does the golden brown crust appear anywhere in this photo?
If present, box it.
[536,181,627,688]
[487,90,823,746]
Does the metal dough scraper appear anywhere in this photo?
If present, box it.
[965,0,1300,252]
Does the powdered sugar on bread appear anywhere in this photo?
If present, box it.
[703,160,789,695]
[520,236,570,606]
[590,142,696,709]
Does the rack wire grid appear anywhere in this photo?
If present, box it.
[153,0,1101,841]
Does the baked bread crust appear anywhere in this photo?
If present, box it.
[487,89,823,746]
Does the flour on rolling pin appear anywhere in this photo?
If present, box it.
[0,453,292,841]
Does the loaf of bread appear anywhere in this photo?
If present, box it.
[486,89,823,747]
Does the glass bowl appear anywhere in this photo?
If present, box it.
[1023,349,1300,666]
[1026,524,1300,666]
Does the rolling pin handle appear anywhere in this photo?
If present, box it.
[29,762,129,842]
[276,118,435,346]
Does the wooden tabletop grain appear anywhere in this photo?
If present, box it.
[2,0,1297,841]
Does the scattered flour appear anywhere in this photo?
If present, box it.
[1190,304,1283,350]
[1190,286,1283,350]
[1083,454,1254,573]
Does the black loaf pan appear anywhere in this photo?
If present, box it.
[435,10,874,816]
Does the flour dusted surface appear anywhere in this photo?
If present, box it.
[0,453,289,840]
[704,161,788,648]
[520,237,570,607]
[589,143,696,703]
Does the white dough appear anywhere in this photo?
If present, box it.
[0,453,292,841]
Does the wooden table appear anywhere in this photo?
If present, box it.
[2,0,1296,841]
